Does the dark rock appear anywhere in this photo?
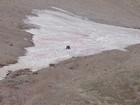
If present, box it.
[0,64,5,67]
[33,71,38,75]
[49,64,55,67]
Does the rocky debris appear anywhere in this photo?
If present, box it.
[32,71,38,75]
[0,60,17,68]
[0,64,5,67]
[5,69,33,79]
[10,44,13,46]
[49,64,55,67]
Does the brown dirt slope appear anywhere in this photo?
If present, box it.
[0,45,140,105]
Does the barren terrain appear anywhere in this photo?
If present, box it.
[0,0,140,105]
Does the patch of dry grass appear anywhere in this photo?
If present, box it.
[81,70,140,105]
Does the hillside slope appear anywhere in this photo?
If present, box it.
[0,0,140,105]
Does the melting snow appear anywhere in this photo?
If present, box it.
[0,7,140,79]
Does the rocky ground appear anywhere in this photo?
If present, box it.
[0,0,140,105]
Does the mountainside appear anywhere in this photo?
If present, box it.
[51,0,140,28]
[0,0,140,105]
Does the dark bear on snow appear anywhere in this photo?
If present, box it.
[66,45,70,50]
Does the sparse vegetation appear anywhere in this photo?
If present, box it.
[81,71,140,105]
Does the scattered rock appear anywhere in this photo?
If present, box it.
[104,69,107,71]
[10,44,13,46]
[48,85,52,88]
[133,27,140,30]
[86,64,89,66]
[32,71,38,75]
[7,60,17,65]
[5,69,32,79]
[0,64,5,67]
[69,66,74,70]
[16,23,37,30]
[49,64,55,67]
